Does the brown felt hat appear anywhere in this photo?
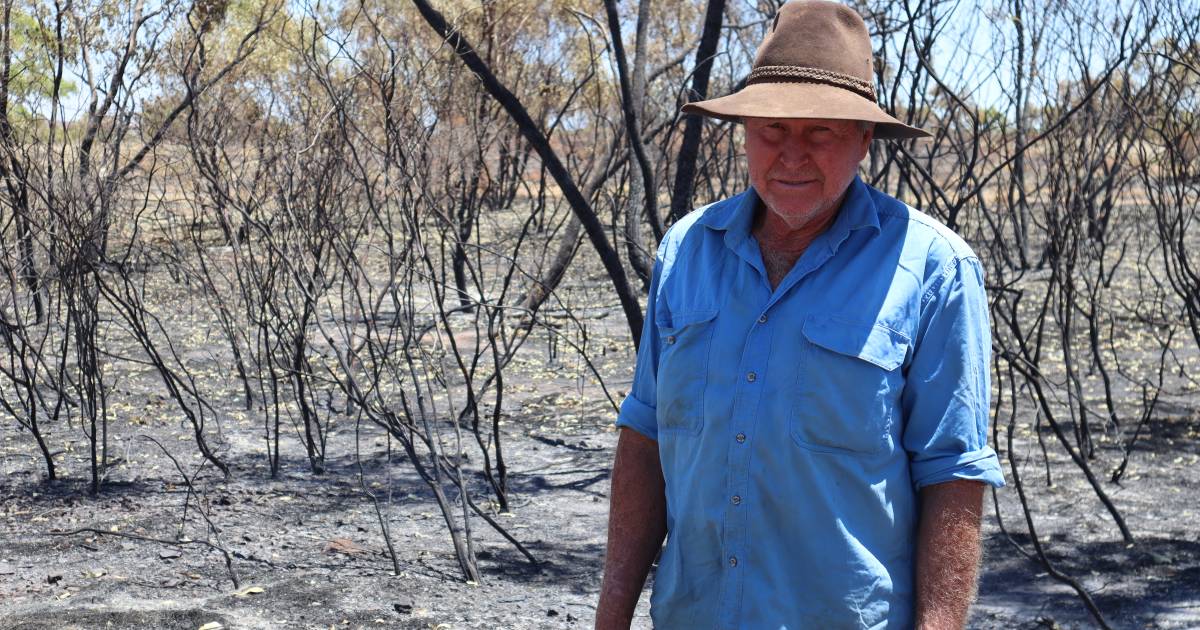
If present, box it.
[682,0,930,139]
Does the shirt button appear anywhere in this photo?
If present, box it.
[735,433,746,444]
[666,335,676,345]
[731,495,742,505]
[758,314,768,324]
[728,556,738,568]
[746,371,757,382]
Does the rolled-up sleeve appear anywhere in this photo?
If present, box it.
[902,255,1005,490]
[615,258,663,442]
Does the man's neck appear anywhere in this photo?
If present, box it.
[751,195,844,290]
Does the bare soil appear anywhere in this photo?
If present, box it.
[1,298,1199,630]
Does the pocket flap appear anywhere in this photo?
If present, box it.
[802,316,910,371]
[655,308,718,331]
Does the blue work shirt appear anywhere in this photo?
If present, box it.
[615,177,1005,629]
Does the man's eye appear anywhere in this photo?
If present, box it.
[759,128,784,141]
[809,127,835,141]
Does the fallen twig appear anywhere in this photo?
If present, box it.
[48,527,240,589]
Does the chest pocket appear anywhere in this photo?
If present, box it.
[655,308,717,435]
[791,316,909,455]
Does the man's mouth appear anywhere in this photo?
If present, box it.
[773,178,818,187]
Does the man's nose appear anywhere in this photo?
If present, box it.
[777,139,811,167]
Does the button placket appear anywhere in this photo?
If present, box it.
[717,299,771,623]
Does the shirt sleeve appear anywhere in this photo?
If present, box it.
[615,257,663,442]
[901,255,1005,490]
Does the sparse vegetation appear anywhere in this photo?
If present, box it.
[0,0,1198,627]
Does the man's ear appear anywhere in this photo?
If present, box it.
[857,123,874,160]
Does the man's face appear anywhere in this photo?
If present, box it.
[744,117,872,234]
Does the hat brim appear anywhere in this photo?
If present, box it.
[681,82,931,140]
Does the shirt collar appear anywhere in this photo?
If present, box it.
[821,176,881,252]
[697,188,758,251]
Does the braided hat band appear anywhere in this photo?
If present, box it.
[747,65,877,103]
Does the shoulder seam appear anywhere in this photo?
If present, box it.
[921,254,981,306]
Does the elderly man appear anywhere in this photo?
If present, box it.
[595,2,1005,629]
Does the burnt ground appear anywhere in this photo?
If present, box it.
[1,308,1199,630]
